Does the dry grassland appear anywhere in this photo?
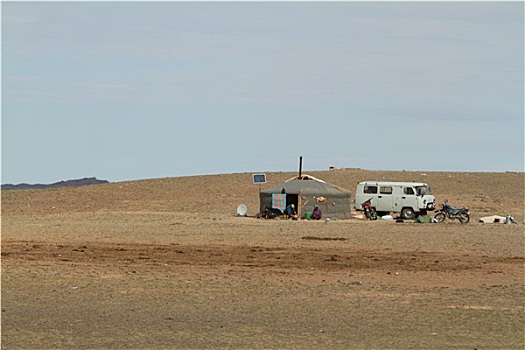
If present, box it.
[2,169,524,349]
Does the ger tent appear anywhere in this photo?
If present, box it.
[259,175,353,219]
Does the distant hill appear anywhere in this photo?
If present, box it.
[1,177,109,190]
[1,170,523,223]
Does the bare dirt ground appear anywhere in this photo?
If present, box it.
[2,169,524,349]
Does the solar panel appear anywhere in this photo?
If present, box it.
[252,173,266,184]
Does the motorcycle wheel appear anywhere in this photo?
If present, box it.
[458,213,470,224]
[434,212,446,223]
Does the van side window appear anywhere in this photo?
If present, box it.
[364,186,377,194]
[380,186,393,194]
[415,186,430,195]
[404,187,415,195]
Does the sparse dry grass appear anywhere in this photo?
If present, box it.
[2,170,524,349]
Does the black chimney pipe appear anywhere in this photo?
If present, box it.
[298,156,303,179]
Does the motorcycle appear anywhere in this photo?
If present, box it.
[433,201,470,223]
[362,198,378,220]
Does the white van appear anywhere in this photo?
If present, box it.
[355,181,436,219]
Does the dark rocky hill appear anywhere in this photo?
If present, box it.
[1,177,109,190]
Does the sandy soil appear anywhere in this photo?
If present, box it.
[1,170,524,349]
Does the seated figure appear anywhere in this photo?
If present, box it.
[285,204,298,219]
[311,205,322,220]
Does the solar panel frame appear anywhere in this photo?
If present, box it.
[252,173,266,184]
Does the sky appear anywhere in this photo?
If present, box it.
[2,1,524,184]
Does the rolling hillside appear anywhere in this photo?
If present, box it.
[2,169,523,222]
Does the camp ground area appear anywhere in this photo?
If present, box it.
[1,169,524,349]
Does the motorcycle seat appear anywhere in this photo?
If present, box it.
[447,206,466,212]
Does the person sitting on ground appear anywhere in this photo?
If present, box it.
[285,204,298,219]
[311,205,322,220]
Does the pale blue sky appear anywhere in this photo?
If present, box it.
[2,1,524,184]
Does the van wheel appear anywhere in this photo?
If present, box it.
[401,208,415,220]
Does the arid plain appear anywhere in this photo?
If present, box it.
[2,169,524,349]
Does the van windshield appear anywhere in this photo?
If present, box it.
[415,186,432,195]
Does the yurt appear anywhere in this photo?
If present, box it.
[259,174,353,219]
